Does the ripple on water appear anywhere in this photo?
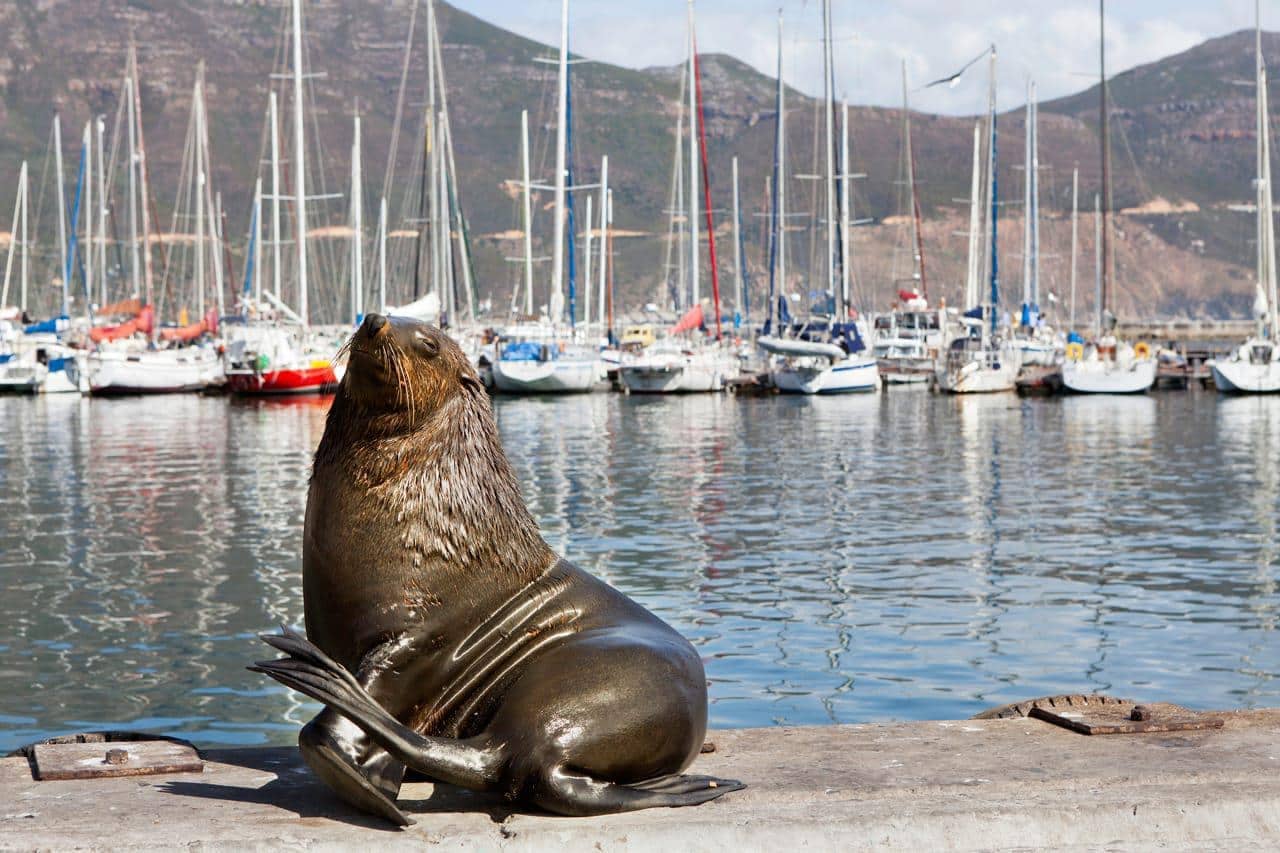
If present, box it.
[0,390,1277,750]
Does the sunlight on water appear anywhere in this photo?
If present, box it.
[0,390,1276,750]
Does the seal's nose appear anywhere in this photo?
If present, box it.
[362,313,388,337]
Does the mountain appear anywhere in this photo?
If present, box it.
[0,2,1273,322]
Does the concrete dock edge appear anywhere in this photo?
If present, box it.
[3,711,1279,850]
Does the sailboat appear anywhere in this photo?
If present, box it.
[619,1,736,394]
[86,52,224,395]
[491,0,604,394]
[224,0,339,396]
[937,46,1022,394]
[1061,0,1156,394]
[874,63,945,386]
[1211,2,1280,394]
[759,2,880,394]
[0,115,89,395]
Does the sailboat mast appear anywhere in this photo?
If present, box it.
[429,17,475,323]
[733,155,743,319]
[20,161,28,311]
[1031,84,1040,315]
[1256,0,1279,338]
[776,13,787,315]
[126,70,140,298]
[291,0,309,327]
[840,99,852,318]
[195,74,206,317]
[84,121,93,310]
[1,166,21,310]
[1070,166,1079,329]
[96,116,106,307]
[582,195,593,327]
[903,62,926,300]
[964,123,981,311]
[597,155,609,328]
[551,0,569,322]
[351,112,364,322]
[1099,0,1111,321]
[1263,71,1279,336]
[1094,192,1102,334]
[269,92,282,303]
[823,0,836,309]
[687,0,700,310]
[134,62,155,316]
[54,115,69,317]
[986,45,999,340]
[520,109,534,315]
[378,196,388,312]
[1022,78,1032,322]
[253,176,263,304]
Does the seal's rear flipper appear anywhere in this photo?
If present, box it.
[299,723,413,827]
[533,768,746,816]
[251,629,499,793]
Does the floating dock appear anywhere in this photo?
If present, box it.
[3,708,1278,850]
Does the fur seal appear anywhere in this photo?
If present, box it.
[251,313,743,826]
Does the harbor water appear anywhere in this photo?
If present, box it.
[0,389,1277,751]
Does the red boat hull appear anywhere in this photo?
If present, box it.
[225,364,338,396]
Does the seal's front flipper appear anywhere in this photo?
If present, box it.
[299,722,413,827]
[534,768,746,817]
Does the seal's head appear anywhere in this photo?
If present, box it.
[340,313,483,429]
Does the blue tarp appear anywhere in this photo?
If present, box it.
[1067,330,1084,344]
[24,316,69,335]
[0,353,11,364]
[47,357,69,373]
[501,341,549,362]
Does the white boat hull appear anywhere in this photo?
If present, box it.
[0,351,87,394]
[937,362,1019,393]
[1062,359,1156,394]
[1210,356,1280,394]
[88,348,223,395]
[619,353,733,393]
[491,358,601,394]
[773,355,880,394]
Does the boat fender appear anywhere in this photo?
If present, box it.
[1134,341,1151,360]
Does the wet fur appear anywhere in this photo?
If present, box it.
[256,314,742,826]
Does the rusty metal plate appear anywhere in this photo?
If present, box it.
[32,740,204,780]
[1029,700,1224,735]
[972,694,1130,720]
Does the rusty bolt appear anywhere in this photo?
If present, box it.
[104,748,130,765]
[1130,705,1152,722]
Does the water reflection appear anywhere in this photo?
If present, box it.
[0,390,1277,750]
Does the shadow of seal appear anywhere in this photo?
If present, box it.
[251,313,743,827]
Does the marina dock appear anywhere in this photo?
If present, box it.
[4,709,1279,850]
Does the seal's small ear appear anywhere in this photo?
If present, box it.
[460,373,483,393]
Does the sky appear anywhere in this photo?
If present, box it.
[451,0,1265,115]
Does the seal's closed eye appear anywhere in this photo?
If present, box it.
[415,332,439,357]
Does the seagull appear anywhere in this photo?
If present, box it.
[925,46,993,89]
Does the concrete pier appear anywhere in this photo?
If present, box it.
[3,710,1279,850]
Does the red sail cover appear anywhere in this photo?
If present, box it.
[670,304,704,335]
[98,297,143,317]
[90,305,155,343]
[160,321,206,343]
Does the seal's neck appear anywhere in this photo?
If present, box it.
[319,385,555,587]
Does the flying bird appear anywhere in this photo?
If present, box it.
[925,45,994,89]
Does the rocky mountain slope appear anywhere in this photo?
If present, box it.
[0,1,1272,321]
